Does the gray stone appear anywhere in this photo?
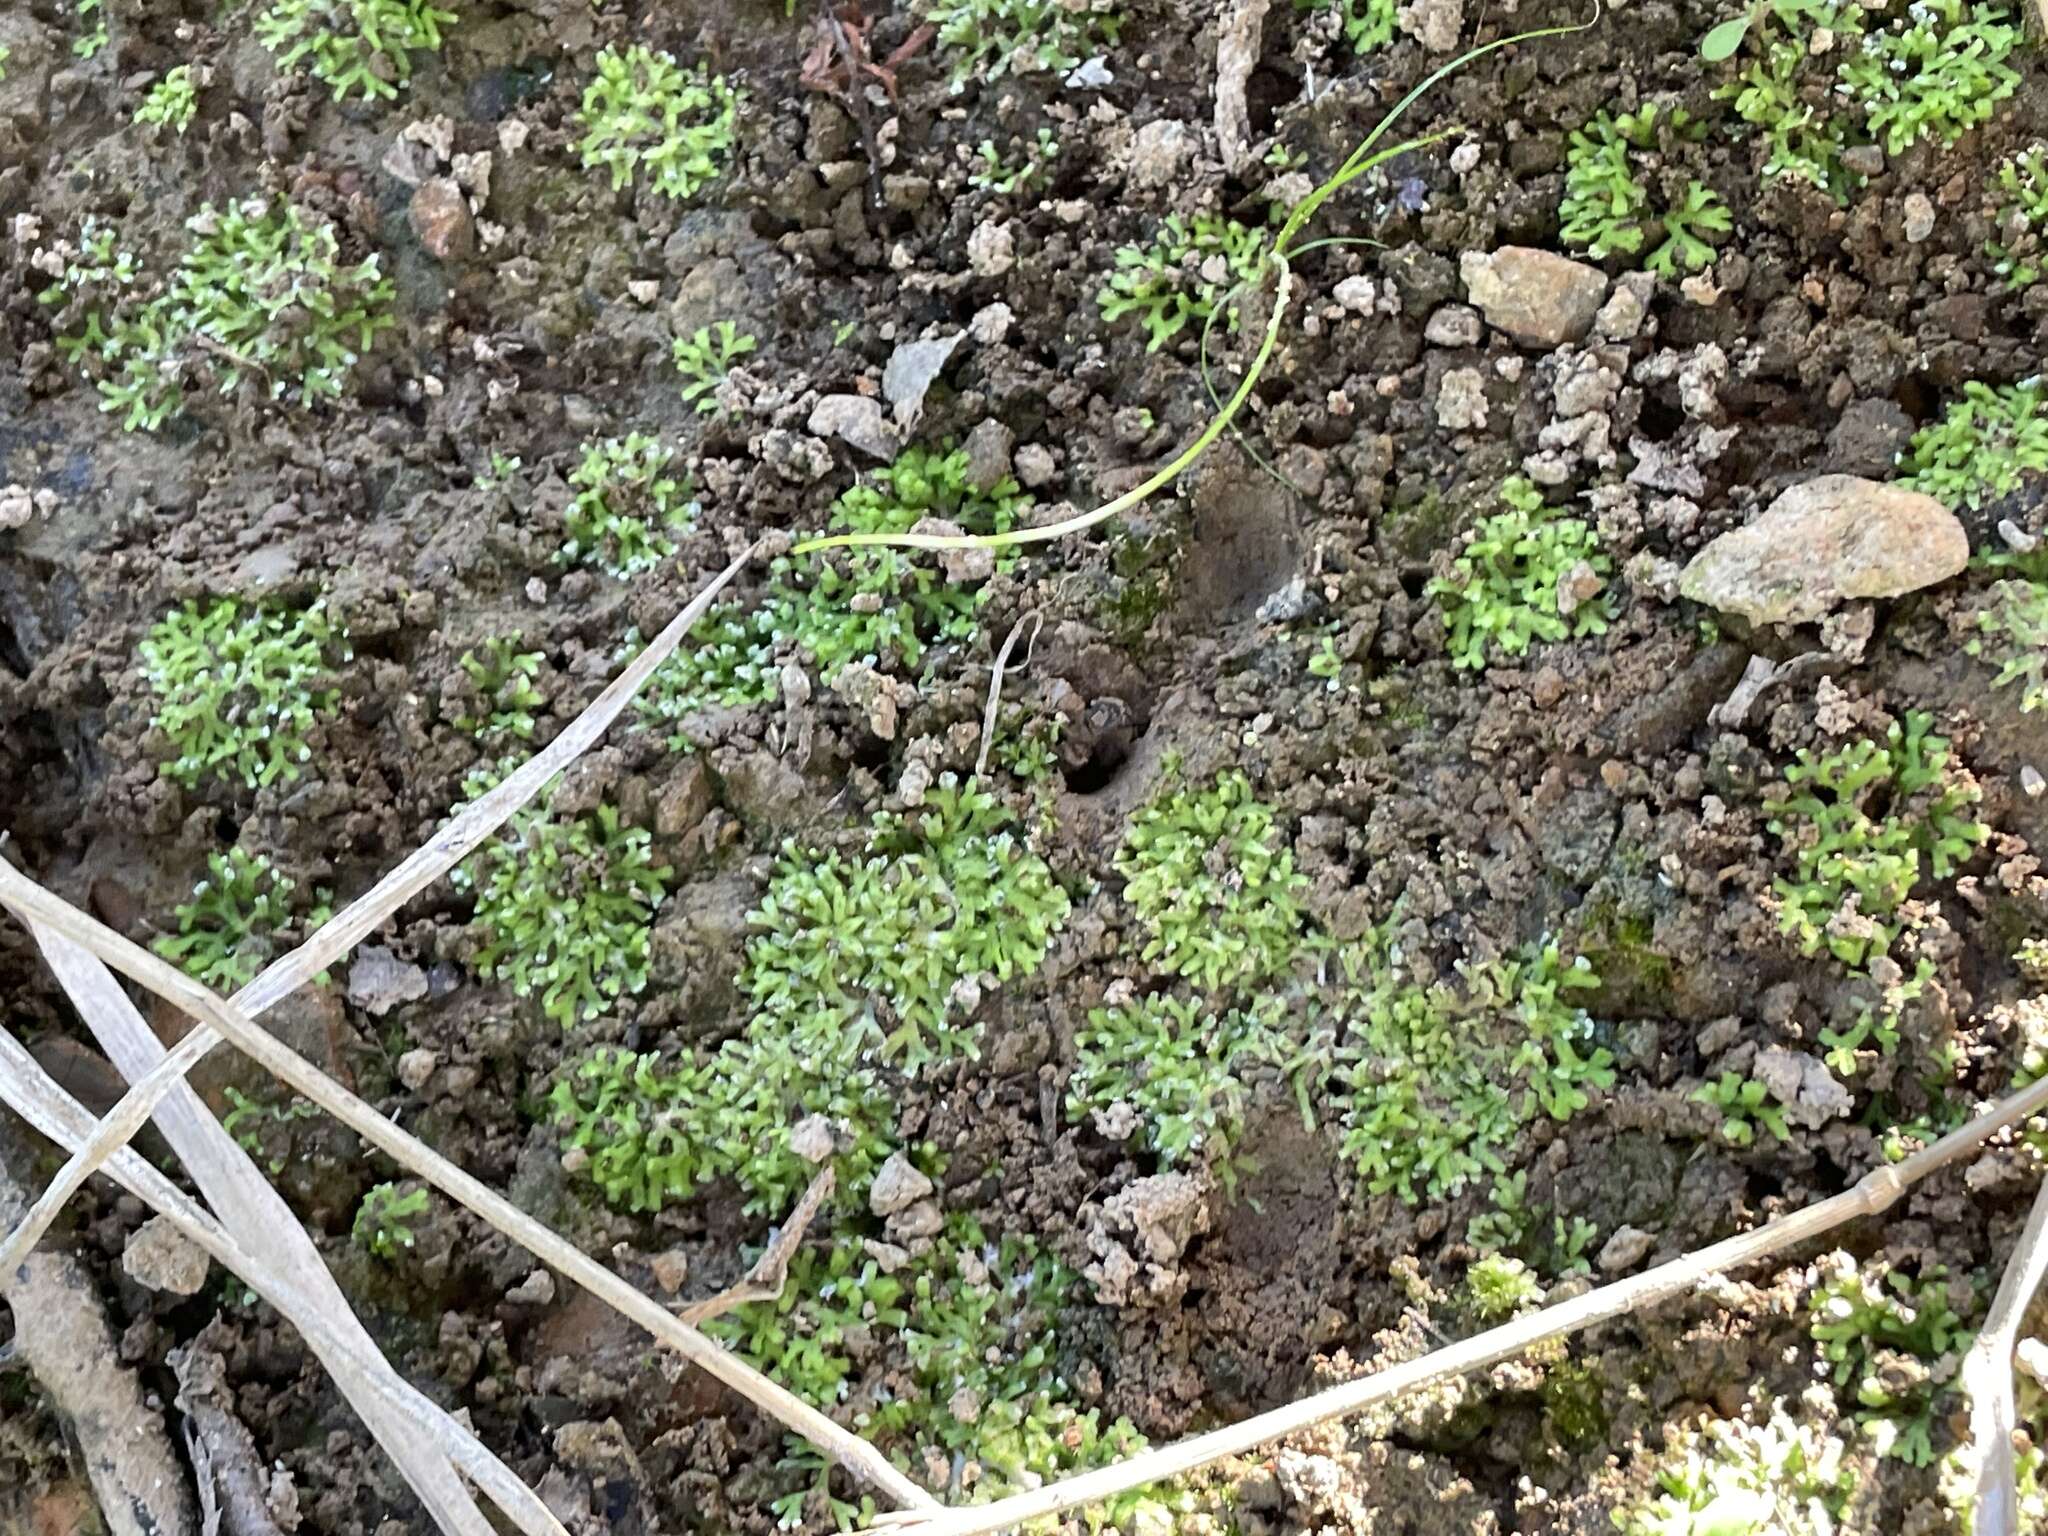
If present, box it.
[961,419,1016,492]
[347,945,429,1017]
[1435,367,1488,430]
[1597,1225,1655,1274]
[883,333,964,427]
[1424,303,1483,346]
[868,1151,934,1217]
[1460,247,1610,349]
[1678,475,1968,625]
[807,394,900,459]
[1014,443,1057,489]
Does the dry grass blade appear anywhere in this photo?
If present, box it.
[678,1167,834,1325]
[974,611,1040,778]
[0,543,757,1278]
[0,1028,569,1536]
[1962,1168,2048,1535]
[863,1079,2048,1536]
[0,860,935,1511]
[32,926,508,1536]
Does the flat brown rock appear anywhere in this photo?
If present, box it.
[1678,475,1968,625]
[1459,247,1609,349]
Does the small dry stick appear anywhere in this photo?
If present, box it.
[1962,1169,2048,1535]
[0,862,934,1513]
[974,612,1041,778]
[678,1167,834,1325]
[863,1079,2048,1536]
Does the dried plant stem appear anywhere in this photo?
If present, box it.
[0,858,932,1511]
[0,1029,566,1536]
[1962,1168,2048,1536]
[866,1077,2048,1536]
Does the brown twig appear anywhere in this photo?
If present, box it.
[677,1167,834,1325]
[1962,1170,2048,1535]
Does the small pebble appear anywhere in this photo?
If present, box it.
[2024,765,2045,798]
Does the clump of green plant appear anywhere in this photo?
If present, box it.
[923,0,1122,86]
[74,0,106,58]
[221,1088,317,1175]
[1295,0,1397,53]
[1067,993,1281,1184]
[1098,213,1268,352]
[1113,765,1307,993]
[1432,476,1611,670]
[970,127,1060,194]
[1331,925,1613,1202]
[352,1182,429,1260]
[0,44,11,80]
[747,775,1070,1068]
[1692,1071,1790,1146]
[1838,0,2019,157]
[1616,1396,1854,1536]
[626,606,779,749]
[770,444,1024,679]
[256,0,455,100]
[1465,1253,1543,1320]
[140,598,349,789]
[41,200,394,431]
[1559,106,1730,275]
[1897,379,2048,512]
[578,45,741,201]
[153,848,332,991]
[713,1217,1160,1525]
[136,66,199,132]
[561,433,696,577]
[1988,146,2048,289]
[1713,1,1865,194]
[1810,1253,1973,1465]
[1770,711,1986,970]
[672,321,756,413]
[450,637,544,743]
[454,763,673,1028]
[1968,579,2048,713]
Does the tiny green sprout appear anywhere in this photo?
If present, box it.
[0,44,11,81]
[923,0,1123,86]
[1431,476,1611,670]
[578,46,742,202]
[1098,213,1268,352]
[624,606,778,750]
[1617,1396,1854,1536]
[1068,993,1279,1184]
[1769,712,1987,969]
[561,432,697,577]
[154,848,333,991]
[1552,1214,1599,1276]
[1692,1072,1789,1146]
[41,200,395,431]
[140,598,350,789]
[1988,146,2048,290]
[970,127,1060,194]
[671,321,757,413]
[454,763,673,1028]
[1307,631,1344,689]
[1114,768,1307,993]
[1838,0,2019,158]
[1467,1169,1530,1251]
[1809,1253,1973,1465]
[1968,579,2048,713]
[452,636,545,742]
[1897,379,2048,512]
[221,1088,317,1175]
[74,0,107,58]
[1466,1253,1542,1320]
[136,66,200,133]
[256,0,457,102]
[1295,0,1397,54]
[352,1182,430,1260]
[478,451,522,488]
[1559,106,1729,275]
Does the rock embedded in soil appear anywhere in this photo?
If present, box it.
[1753,1046,1853,1130]
[807,395,900,460]
[1677,475,1968,626]
[409,177,473,263]
[1459,247,1609,349]
[868,1151,933,1216]
[1597,1225,1655,1274]
[122,1215,210,1295]
[883,332,963,427]
[347,945,429,1017]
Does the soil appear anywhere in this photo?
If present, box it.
[3,0,2048,1533]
